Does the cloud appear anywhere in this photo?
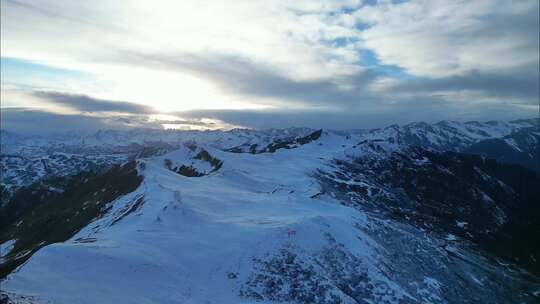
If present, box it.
[178,99,538,130]
[117,52,380,108]
[0,108,156,135]
[117,46,538,114]
[1,0,538,127]
[385,67,539,103]
[355,0,539,78]
[2,100,537,136]
[0,108,239,135]
[32,91,155,114]
[1,0,365,80]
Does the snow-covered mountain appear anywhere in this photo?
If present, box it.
[361,118,538,158]
[0,127,320,199]
[1,119,539,303]
[2,118,537,199]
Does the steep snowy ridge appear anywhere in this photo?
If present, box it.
[1,119,539,303]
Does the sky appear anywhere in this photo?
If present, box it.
[1,0,539,134]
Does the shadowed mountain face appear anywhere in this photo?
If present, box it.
[1,119,539,303]
[0,162,142,278]
[318,145,540,275]
[465,127,540,172]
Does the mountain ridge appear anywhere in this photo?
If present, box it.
[2,118,537,197]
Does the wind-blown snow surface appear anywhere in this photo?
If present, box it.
[2,131,538,303]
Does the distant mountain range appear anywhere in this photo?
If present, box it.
[2,118,537,199]
[1,118,539,303]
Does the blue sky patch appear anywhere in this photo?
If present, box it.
[1,57,90,87]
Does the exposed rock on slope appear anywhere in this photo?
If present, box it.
[226,129,323,154]
[163,145,223,177]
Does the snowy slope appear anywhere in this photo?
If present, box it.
[1,131,538,303]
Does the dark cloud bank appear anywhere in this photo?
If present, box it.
[33,91,155,113]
